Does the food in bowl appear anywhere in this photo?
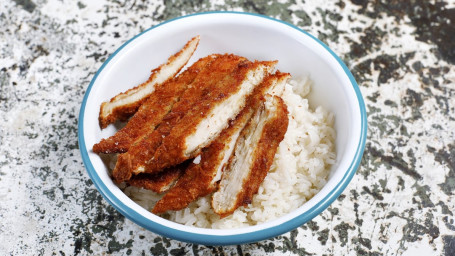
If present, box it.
[93,36,336,228]
[97,36,200,129]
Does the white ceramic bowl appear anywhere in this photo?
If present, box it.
[78,12,367,245]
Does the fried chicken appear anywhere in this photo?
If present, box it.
[144,60,277,174]
[152,72,290,214]
[98,36,200,128]
[112,54,248,183]
[212,95,289,217]
[126,160,191,193]
[92,54,218,153]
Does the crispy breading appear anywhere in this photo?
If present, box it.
[112,54,248,183]
[98,36,200,128]
[126,160,190,193]
[92,54,218,154]
[212,95,289,217]
[151,112,248,214]
[152,72,290,214]
[144,60,277,174]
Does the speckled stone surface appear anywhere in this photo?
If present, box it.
[1,0,454,255]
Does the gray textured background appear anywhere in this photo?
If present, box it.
[1,0,454,255]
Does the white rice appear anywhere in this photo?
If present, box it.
[119,77,336,229]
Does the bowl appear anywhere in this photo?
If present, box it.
[78,11,367,245]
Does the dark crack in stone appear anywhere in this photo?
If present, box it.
[350,0,455,64]
[12,0,36,13]
[366,144,422,180]
[428,143,455,196]
[443,236,455,256]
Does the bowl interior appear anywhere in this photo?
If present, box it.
[80,12,364,243]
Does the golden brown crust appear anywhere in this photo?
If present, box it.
[98,36,200,128]
[151,73,289,214]
[235,96,288,210]
[212,96,289,217]
[126,161,190,193]
[151,152,219,214]
[92,55,217,153]
[112,54,248,183]
[146,60,277,174]
[98,74,153,128]
[151,115,247,214]
[247,71,290,109]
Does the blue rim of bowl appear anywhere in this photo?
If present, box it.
[78,11,367,246]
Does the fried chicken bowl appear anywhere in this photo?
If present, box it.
[78,12,367,245]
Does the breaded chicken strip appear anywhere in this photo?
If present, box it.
[92,55,218,153]
[112,54,248,183]
[145,60,277,174]
[152,72,290,214]
[126,160,191,193]
[212,95,289,217]
[98,36,200,128]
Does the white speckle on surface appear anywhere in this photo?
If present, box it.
[193,155,201,164]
